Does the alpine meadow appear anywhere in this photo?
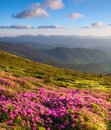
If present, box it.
[0,0,111,130]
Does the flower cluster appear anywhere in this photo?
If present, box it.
[0,87,111,130]
[0,71,111,130]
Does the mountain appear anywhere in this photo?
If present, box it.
[0,50,110,83]
[41,47,107,64]
[0,42,62,64]
[1,38,105,65]
[1,35,111,49]
[51,63,108,73]
[0,42,109,73]
[0,50,99,80]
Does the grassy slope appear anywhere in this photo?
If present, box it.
[0,50,111,130]
[0,42,63,64]
[0,42,109,73]
[0,50,111,89]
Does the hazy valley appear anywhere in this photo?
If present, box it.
[0,35,111,73]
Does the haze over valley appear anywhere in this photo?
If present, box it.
[0,35,111,73]
[0,0,111,130]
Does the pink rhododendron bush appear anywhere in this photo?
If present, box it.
[0,72,111,130]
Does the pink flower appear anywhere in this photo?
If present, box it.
[21,121,25,126]
[47,127,50,130]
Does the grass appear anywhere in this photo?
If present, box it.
[0,50,111,130]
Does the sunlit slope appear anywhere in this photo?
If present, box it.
[0,50,111,88]
[0,50,111,130]
[0,42,109,73]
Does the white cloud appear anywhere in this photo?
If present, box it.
[69,13,84,19]
[0,25,34,29]
[82,22,105,28]
[13,0,64,19]
[38,25,63,29]
[45,0,64,10]
[12,3,49,19]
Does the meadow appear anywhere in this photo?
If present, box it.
[0,50,111,130]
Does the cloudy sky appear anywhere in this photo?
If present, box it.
[0,0,111,36]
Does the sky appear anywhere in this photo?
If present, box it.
[0,0,111,37]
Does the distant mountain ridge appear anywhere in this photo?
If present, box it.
[41,47,106,64]
[0,42,62,64]
[1,35,111,49]
[50,62,108,73]
[0,42,109,73]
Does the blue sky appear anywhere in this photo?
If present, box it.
[0,0,111,36]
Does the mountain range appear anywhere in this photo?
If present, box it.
[0,41,109,73]
[1,35,111,49]
[41,47,106,64]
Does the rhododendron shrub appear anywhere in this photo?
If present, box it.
[0,72,111,130]
[0,86,111,130]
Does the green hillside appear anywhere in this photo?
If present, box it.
[0,50,111,130]
[0,50,111,88]
[51,63,109,73]
[0,42,109,73]
[0,42,62,64]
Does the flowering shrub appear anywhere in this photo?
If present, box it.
[0,71,111,130]
[0,88,111,130]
